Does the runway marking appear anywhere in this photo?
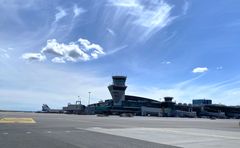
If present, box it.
[86,127,240,140]
[47,131,52,134]
[26,132,32,134]
[3,132,8,135]
[65,131,71,133]
[0,118,36,123]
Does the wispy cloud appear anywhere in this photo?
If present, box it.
[161,61,171,65]
[0,48,10,58]
[128,77,240,105]
[107,45,128,55]
[216,66,223,70]
[73,4,86,17]
[107,28,116,36]
[55,7,67,22]
[108,0,175,40]
[182,0,189,15]
[132,2,173,29]
[1,53,10,58]
[108,0,140,8]
[192,67,208,73]
[162,31,177,43]
[0,48,7,53]
[21,53,46,62]
[176,74,206,88]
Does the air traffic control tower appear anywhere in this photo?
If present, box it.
[108,76,127,106]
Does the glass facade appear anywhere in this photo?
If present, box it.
[193,99,212,105]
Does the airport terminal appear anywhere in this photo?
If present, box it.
[42,76,240,119]
[1,75,240,148]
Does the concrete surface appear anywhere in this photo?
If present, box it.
[0,112,240,148]
[87,127,240,148]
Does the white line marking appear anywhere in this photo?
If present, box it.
[75,127,85,130]
[47,131,52,134]
[26,132,32,134]
[3,132,8,135]
[65,131,71,133]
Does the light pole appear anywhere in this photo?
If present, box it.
[88,92,91,106]
[78,96,81,105]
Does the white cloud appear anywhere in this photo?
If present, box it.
[22,38,105,63]
[21,38,105,63]
[21,53,46,62]
[41,39,91,62]
[78,38,105,54]
[55,7,67,22]
[192,67,208,73]
[73,5,85,17]
[51,57,66,63]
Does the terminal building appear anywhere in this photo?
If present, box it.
[92,76,240,118]
[90,76,162,116]
[39,75,240,119]
[93,76,197,117]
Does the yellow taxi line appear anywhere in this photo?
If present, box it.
[0,118,36,123]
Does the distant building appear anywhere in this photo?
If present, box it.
[94,76,198,117]
[62,101,85,114]
[38,76,240,118]
[192,99,212,105]
[85,76,240,119]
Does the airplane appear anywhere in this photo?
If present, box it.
[36,104,63,113]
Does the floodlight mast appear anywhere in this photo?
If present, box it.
[88,92,91,105]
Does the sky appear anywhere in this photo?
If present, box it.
[0,0,240,111]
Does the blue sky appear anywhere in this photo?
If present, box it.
[0,0,240,111]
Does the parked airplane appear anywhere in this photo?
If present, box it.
[39,104,63,113]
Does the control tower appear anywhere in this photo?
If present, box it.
[108,76,127,106]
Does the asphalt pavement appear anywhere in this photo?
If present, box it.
[0,112,239,148]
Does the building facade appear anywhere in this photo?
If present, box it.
[193,99,212,105]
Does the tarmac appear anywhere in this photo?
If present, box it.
[0,112,240,148]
